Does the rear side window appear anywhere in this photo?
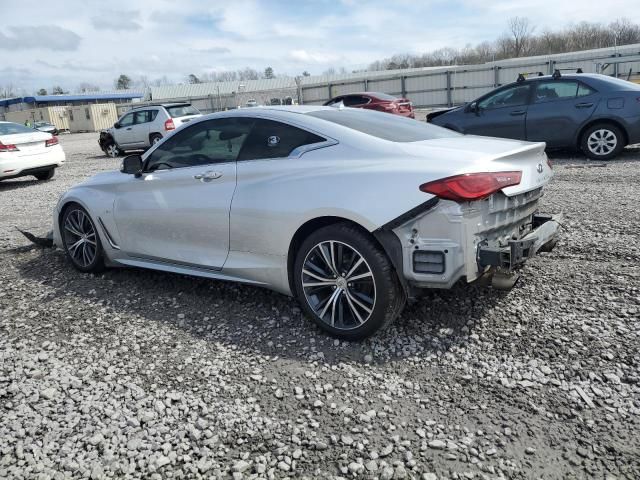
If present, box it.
[238,119,326,160]
[534,81,595,103]
[307,109,459,142]
[342,95,370,106]
[165,105,200,118]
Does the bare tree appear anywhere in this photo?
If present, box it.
[507,17,534,57]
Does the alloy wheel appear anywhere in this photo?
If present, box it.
[106,144,119,157]
[587,129,617,156]
[63,209,98,268]
[301,240,376,330]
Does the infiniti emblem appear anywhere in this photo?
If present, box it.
[536,163,544,173]
[267,135,280,147]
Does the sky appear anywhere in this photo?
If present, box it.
[1,0,639,93]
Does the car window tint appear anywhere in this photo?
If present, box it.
[0,122,35,135]
[325,97,343,106]
[133,111,149,124]
[577,83,596,97]
[145,118,254,171]
[166,105,200,118]
[308,109,460,142]
[343,95,369,106]
[534,81,582,103]
[478,85,531,110]
[150,110,159,121]
[119,113,135,127]
[237,119,326,161]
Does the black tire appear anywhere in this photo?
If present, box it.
[104,141,121,158]
[150,133,163,146]
[293,222,405,340]
[34,168,55,181]
[580,123,625,160]
[61,204,105,273]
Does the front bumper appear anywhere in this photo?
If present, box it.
[476,214,561,270]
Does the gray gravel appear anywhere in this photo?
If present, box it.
[1,132,639,479]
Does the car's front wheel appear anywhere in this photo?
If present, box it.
[581,123,625,160]
[104,141,121,158]
[294,223,405,340]
[61,204,105,273]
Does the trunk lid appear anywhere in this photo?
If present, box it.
[398,135,552,196]
[0,131,52,157]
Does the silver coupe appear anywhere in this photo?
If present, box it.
[53,106,559,339]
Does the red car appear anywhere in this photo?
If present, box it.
[324,92,415,118]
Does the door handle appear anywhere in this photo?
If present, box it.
[126,127,132,130]
[510,110,526,116]
[575,102,594,108]
[194,171,223,181]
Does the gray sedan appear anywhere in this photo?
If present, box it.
[53,106,558,339]
[428,73,640,160]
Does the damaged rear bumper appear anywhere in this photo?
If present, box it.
[476,213,561,270]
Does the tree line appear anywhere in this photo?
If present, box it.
[368,17,640,71]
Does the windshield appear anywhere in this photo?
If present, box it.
[0,122,36,135]
[166,105,201,118]
[307,109,460,142]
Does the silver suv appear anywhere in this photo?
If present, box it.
[99,103,202,157]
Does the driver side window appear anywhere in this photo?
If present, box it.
[478,85,531,110]
[145,118,254,171]
[119,113,135,127]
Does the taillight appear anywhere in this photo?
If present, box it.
[45,136,58,147]
[0,141,19,152]
[420,171,522,202]
[164,118,175,131]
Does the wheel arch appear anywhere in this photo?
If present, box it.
[286,216,407,297]
[576,118,629,149]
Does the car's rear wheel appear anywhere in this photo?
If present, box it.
[293,223,405,340]
[61,204,105,273]
[581,123,624,160]
[104,142,121,158]
[34,168,55,181]
[150,133,163,146]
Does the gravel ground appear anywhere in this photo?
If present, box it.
[1,133,639,479]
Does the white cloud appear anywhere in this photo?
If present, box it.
[290,50,341,64]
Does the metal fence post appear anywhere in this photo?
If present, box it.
[364,79,368,92]
[401,76,406,98]
[446,71,452,107]
[327,84,332,101]
[494,66,499,87]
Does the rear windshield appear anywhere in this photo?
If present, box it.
[307,109,460,142]
[0,122,35,135]
[166,105,200,118]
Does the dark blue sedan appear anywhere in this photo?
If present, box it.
[427,73,640,160]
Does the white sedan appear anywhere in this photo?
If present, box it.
[0,121,65,181]
[53,106,559,339]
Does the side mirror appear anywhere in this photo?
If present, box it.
[121,154,143,176]
[114,122,121,129]
[467,102,479,114]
